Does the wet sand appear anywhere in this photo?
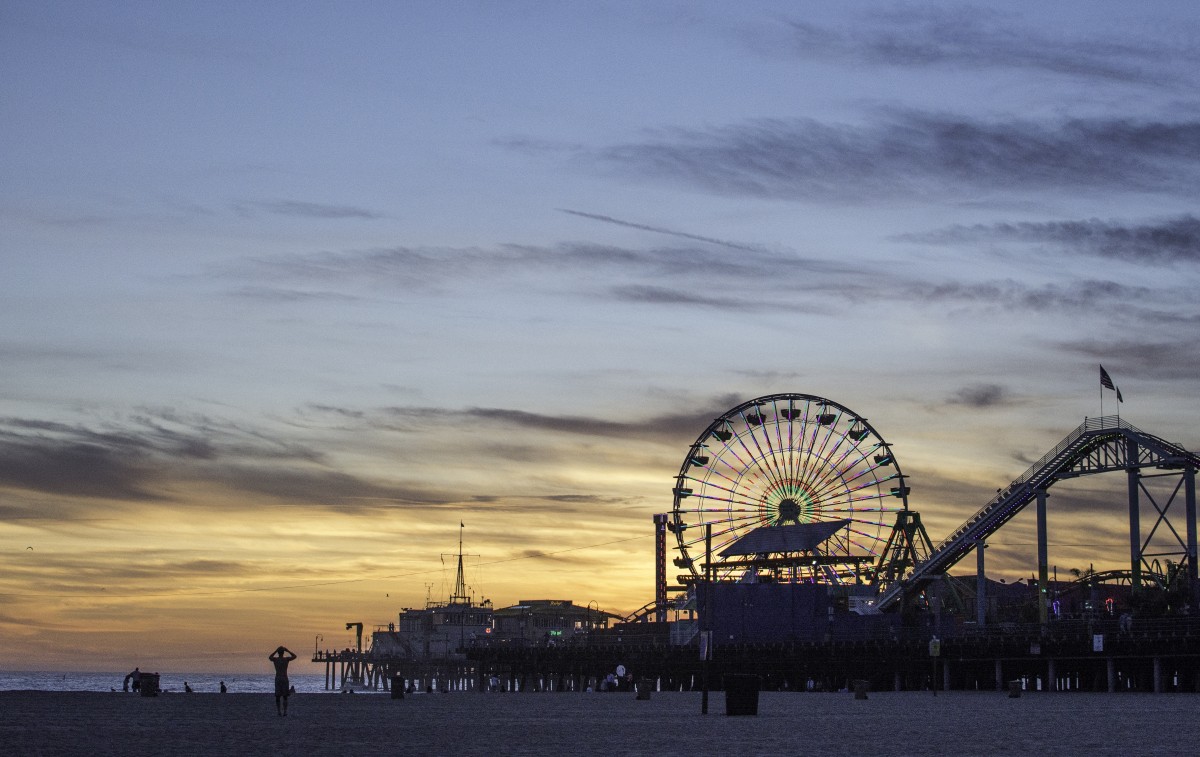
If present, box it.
[2,689,1197,756]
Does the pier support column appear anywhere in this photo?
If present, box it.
[1047,659,1056,692]
[995,660,1003,691]
[1153,657,1163,693]
[894,670,902,691]
[1107,659,1116,693]
[942,660,951,692]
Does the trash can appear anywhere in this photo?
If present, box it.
[140,673,160,697]
[724,674,760,716]
[853,679,869,700]
[1008,680,1022,698]
[391,674,405,699]
[635,679,653,700]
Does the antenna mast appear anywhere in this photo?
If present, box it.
[451,521,469,604]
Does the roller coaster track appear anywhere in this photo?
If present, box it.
[877,416,1200,611]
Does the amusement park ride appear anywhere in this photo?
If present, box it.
[660,392,1200,627]
[318,390,1200,694]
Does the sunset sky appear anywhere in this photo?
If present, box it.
[3,1,1200,674]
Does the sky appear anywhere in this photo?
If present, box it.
[3,1,1200,674]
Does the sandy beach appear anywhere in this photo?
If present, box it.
[3,689,1198,756]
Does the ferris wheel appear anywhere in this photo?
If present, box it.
[669,393,909,583]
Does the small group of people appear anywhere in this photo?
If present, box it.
[122,667,230,694]
[119,645,295,712]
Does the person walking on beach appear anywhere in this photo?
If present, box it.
[269,646,297,716]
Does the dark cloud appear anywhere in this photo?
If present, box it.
[333,397,745,446]
[778,7,1183,85]
[906,279,1155,312]
[0,436,159,501]
[1056,339,1200,382]
[233,200,382,220]
[590,114,1200,202]
[0,412,431,509]
[610,284,769,311]
[513,548,596,566]
[947,384,1010,408]
[901,215,1200,265]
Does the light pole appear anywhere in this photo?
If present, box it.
[587,600,599,637]
[314,634,323,656]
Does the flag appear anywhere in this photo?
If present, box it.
[460,521,465,528]
[1100,365,1123,403]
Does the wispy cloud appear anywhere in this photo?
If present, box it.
[900,215,1200,265]
[226,286,363,303]
[233,199,383,220]
[589,114,1200,202]
[775,7,1188,85]
[232,240,852,302]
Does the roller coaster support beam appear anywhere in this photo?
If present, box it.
[1127,437,1141,589]
[1187,466,1197,599]
[975,541,986,627]
[1037,490,1049,626]
[654,513,668,623]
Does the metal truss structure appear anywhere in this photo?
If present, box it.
[877,416,1200,612]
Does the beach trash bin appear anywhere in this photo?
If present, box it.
[140,673,160,697]
[635,679,653,700]
[853,679,869,700]
[1008,680,1022,698]
[724,674,760,716]
[391,674,405,699]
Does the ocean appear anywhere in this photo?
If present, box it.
[0,671,346,695]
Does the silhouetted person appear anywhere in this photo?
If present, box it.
[123,667,140,692]
[220,680,227,693]
[269,646,297,715]
[184,681,193,693]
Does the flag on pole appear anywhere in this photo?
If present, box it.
[461,521,465,528]
[1100,365,1123,402]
